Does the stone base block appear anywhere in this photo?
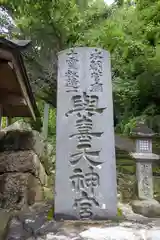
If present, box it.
[0,210,15,240]
[132,199,160,217]
[0,121,46,158]
[0,151,48,186]
[0,173,44,209]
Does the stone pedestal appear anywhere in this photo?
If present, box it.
[136,161,153,199]
[131,154,160,217]
[131,153,159,200]
[132,199,160,217]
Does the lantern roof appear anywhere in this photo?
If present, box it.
[131,122,155,138]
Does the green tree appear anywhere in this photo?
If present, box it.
[1,0,160,133]
[2,0,108,105]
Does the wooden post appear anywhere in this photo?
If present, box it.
[42,103,49,139]
[0,105,2,129]
[6,117,12,127]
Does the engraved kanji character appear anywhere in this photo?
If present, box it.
[85,166,99,194]
[69,115,103,149]
[65,49,80,92]
[90,83,103,92]
[90,49,103,62]
[89,49,103,92]
[65,69,79,91]
[73,191,99,219]
[90,63,103,78]
[79,202,93,219]
[70,167,100,194]
[70,168,84,192]
[65,92,106,117]
[66,92,105,166]
[70,149,103,167]
[66,51,79,69]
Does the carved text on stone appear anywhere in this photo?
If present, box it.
[65,49,80,92]
[66,92,106,219]
[89,49,103,92]
[139,163,152,198]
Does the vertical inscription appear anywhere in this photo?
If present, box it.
[139,163,152,198]
[66,92,106,167]
[65,49,80,92]
[66,92,106,219]
[89,49,104,92]
[55,47,117,220]
[70,167,100,218]
[70,167,100,195]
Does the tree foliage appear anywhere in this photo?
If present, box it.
[0,0,160,134]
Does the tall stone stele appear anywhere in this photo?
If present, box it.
[55,47,117,220]
[130,123,159,200]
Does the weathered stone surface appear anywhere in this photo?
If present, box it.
[0,173,43,209]
[26,238,36,240]
[118,174,137,203]
[0,150,48,186]
[132,199,160,217]
[80,225,160,240]
[3,121,32,132]
[136,161,154,200]
[0,121,55,175]
[5,202,160,240]
[0,209,15,240]
[80,226,141,240]
[27,175,44,206]
[4,200,160,240]
[55,47,117,220]
[154,176,160,202]
[4,215,160,240]
[4,216,28,240]
[0,121,46,159]
[4,201,60,239]
[118,202,148,222]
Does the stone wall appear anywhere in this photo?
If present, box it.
[0,121,51,210]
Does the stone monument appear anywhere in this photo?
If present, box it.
[55,47,117,220]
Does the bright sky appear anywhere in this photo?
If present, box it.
[104,0,114,4]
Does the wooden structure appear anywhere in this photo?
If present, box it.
[0,38,39,122]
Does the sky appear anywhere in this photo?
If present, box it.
[104,0,114,4]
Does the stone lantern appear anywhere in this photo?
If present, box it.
[130,122,160,217]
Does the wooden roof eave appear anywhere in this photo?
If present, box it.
[15,51,40,118]
[0,38,31,51]
[0,48,39,120]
